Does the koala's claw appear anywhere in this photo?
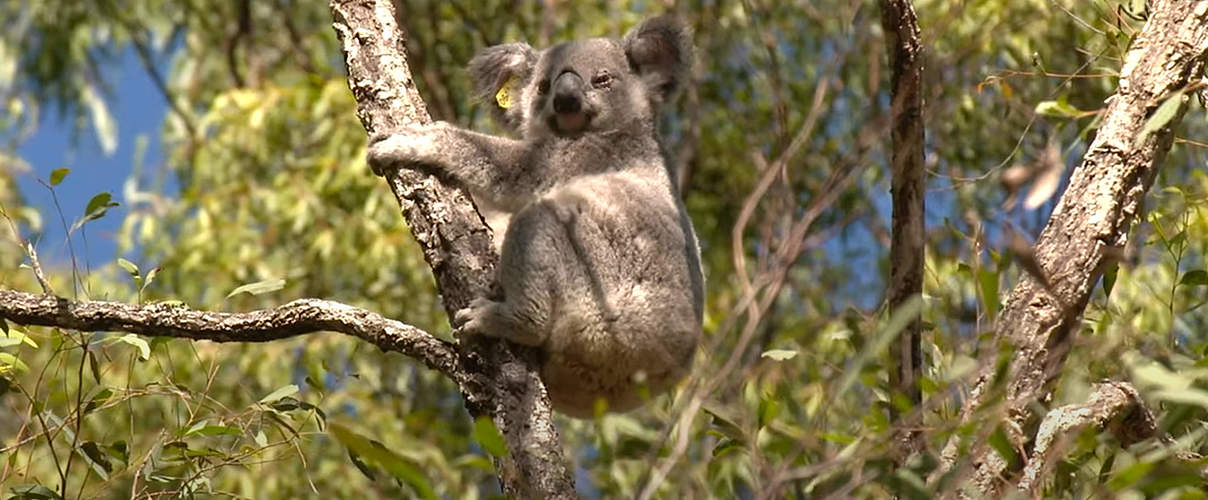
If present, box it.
[454,297,496,337]
[367,126,439,176]
[366,134,399,176]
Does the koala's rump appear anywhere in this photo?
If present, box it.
[524,173,700,416]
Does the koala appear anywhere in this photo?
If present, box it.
[368,15,704,418]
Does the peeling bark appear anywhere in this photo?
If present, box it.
[1018,382,1156,495]
[879,0,926,461]
[939,1,1208,495]
[328,1,575,498]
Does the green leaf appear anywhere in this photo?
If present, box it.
[117,258,139,277]
[115,334,150,360]
[703,405,746,442]
[978,270,999,318]
[77,441,112,480]
[5,483,63,499]
[328,423,437,500]
[258,384,299,404]
[84,388,112,414]
[0,352,29,373]
[0,328,37,349]
[1102,262,1119,297]
[1153,388,1208,408]
[711,438,744,458]
[184,424,243,437]
[85,192,113,217]
[87,349,101,384]
[49,168,69,186]
[142,266,160,289]
[1107,461,1154,490]
[987,426,1019,470]
[758,396,781,429]
[472,416,508,458]
[760,349,798,361]
[1138,90,1184,143]
[1178,269,1208,287]
[1035,99,1083,118]
[226,278,286,298]
[80,192,119,224]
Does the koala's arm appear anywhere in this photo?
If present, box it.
[368,123,541,209]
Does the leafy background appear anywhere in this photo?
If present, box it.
[2,0,1208,498]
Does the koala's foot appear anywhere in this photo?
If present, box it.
[453,297,497,337]
[454,297,543,346]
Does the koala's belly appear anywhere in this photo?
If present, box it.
[530,179,701,417]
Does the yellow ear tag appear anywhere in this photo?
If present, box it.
[495,76,517,109]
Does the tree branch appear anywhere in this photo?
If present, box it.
[0,289,460,379]
[879,0,926,461]
[939,1,1208,495]
[1018,382,1156,494]
[328,1,574,498]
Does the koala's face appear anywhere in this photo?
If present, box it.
[469,16,692,139]
[523,39,652,136]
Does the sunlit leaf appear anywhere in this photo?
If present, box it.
[0,352,29,373]
[115,334,150,360]
[1035,99,1083,118]
[117,258,139,276]
[226,278,286,298]
[760,349,797,361]
[0,328,37,349]
[184,423,243,437]
[82,82,118,155]
[258,384,299,404]
[49,168,69,186]
[328,423,437,500]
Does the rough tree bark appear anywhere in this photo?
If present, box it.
[328,1,574,498]
[939,1,1208,495]
[879,0,926,462]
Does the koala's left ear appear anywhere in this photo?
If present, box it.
[623,15,693,102]
[468,42,538,130]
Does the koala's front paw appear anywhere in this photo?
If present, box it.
[453,297,498,337]
[366,124,445,176]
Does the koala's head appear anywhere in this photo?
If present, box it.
[469,15,692,138]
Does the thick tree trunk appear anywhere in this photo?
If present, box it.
[879,0,927,462]
[328,1,575,498]
[940,1,1208,495]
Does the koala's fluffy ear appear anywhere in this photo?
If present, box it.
[623,15,693,103]
[468,43,538,130]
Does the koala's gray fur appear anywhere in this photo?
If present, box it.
[368,15,703,418]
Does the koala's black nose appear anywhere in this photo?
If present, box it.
[552,71,584,114]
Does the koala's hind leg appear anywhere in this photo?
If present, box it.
[455,202,571,346]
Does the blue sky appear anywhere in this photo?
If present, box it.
[15,48,169,269]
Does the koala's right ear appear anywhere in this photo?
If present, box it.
[468,43,538,130]
[624,15,693,105]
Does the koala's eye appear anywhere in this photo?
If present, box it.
[591,73,613,88]
[537,79,551,94]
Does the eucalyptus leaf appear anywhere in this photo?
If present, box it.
[226,278,286,298]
